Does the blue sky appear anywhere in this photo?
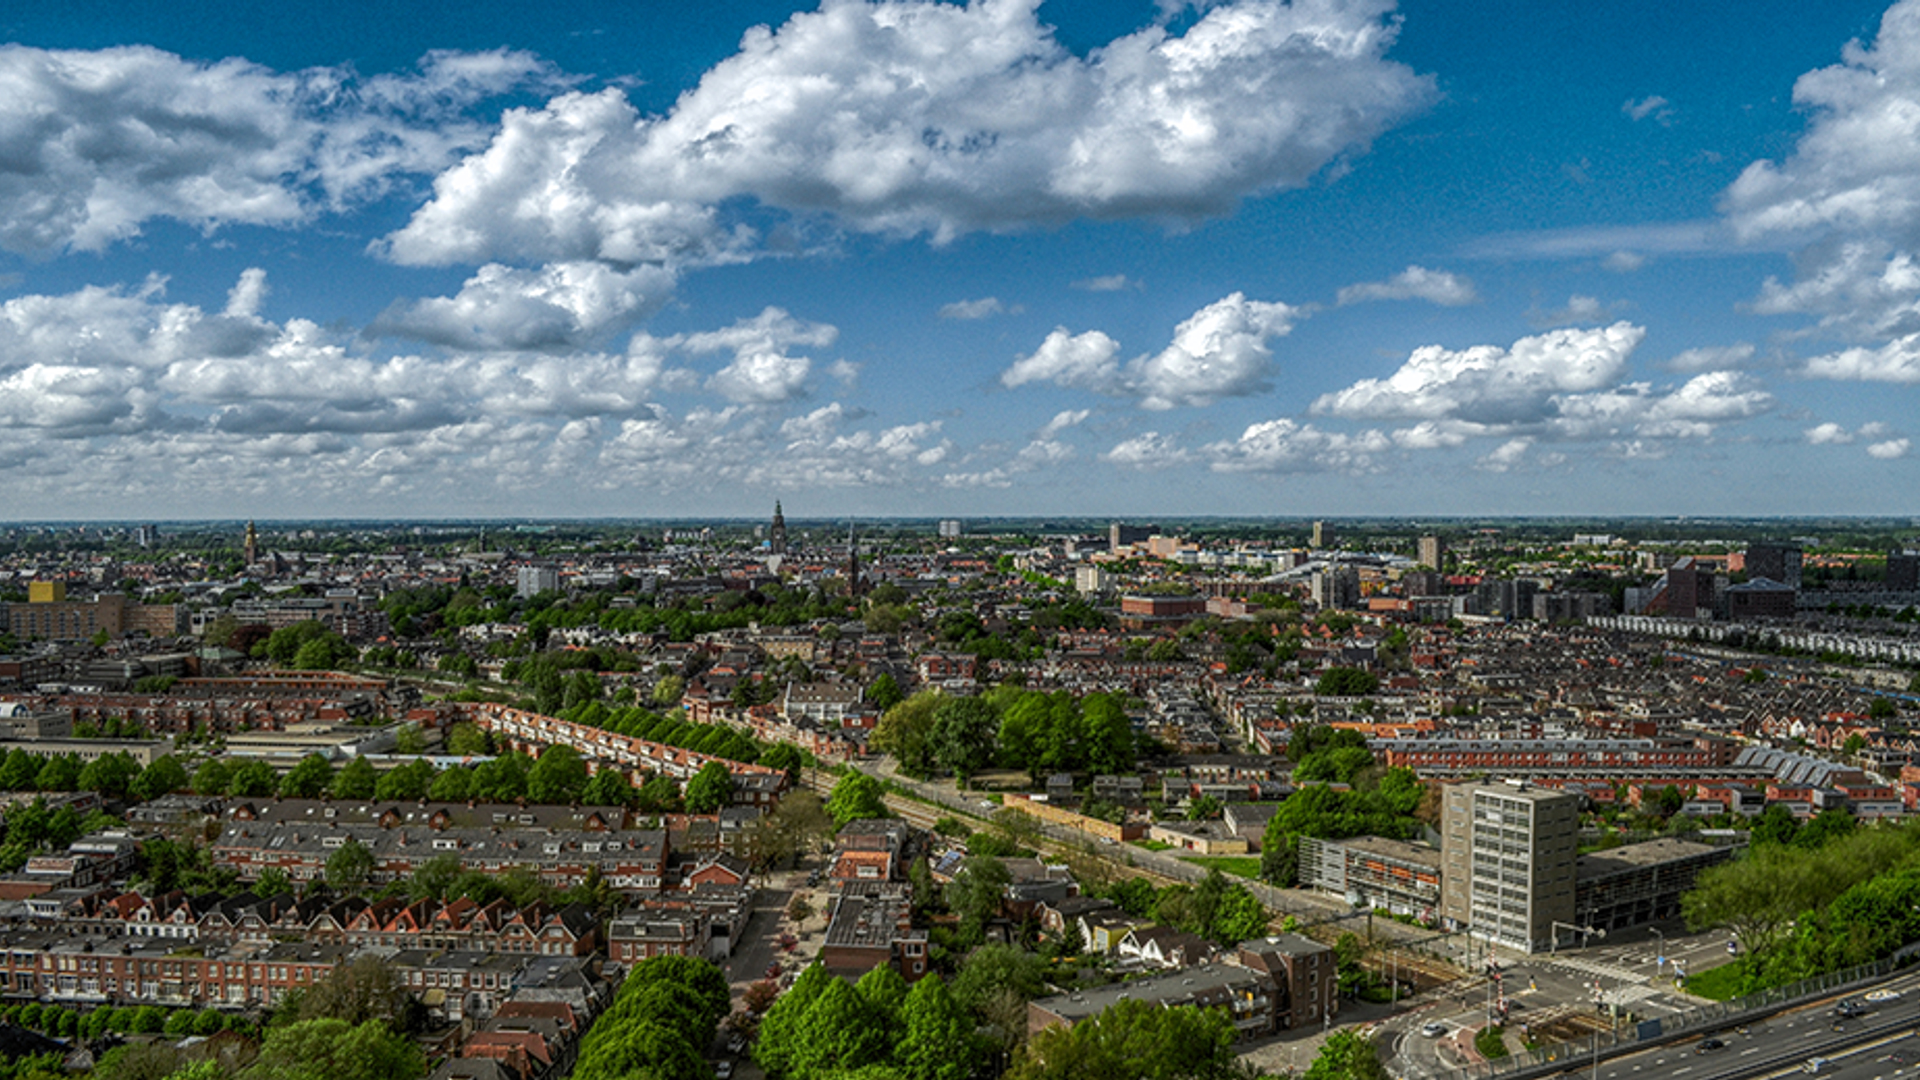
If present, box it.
[3,0,1918,519]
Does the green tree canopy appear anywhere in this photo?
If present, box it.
[239,1018,424,1080]
[279,753,334,799]
[826,771,890,828]
[684,761,736,814]
[1005,997,1236,1080]
[526,744,589,805]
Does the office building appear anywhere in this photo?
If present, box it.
[1652,557,1714,620]
[1745,541,1803,590]
[1417,535,1446,571]
[1889,552,1919,592]
[1311,521,1338,549]
[1109,523,1153,552]
[515,566,561,599]
[1440,781,1579,953]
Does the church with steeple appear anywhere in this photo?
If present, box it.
[770,502,787,555]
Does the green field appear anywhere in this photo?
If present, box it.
[1680,962,1746,1001]
[1180,856,1264,879]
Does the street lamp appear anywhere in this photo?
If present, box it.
[1649,927,1665,976]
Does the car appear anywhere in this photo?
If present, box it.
[1835,1001,1868,1018]
[1696,1039,1727,1054]
[1421,1022,1449,1037]
[715,1063,734,1080]
[1866,989,1903,1003]
[1804,1058,1829,1074]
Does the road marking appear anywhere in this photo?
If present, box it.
[1673,1068,1692,1075]
[1741,1048,1761,1056]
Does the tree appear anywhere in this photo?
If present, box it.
[1870,697,1898,721]
[896,975,980,1080]
[1,748,39,790]
[35,754,80,791]
[325,837,375,893]
[131,755,189,802]
[791,976,893,1078]
[652,674,686,706]
[279,754,334,799]
[526,744,589,805]
[428,766,473,802]
[331,757,379,800]
[684,761,736,814]
[1752,803,1800,847]
[583,767,639,807]
[77,753,140,795]
[1304,1028,1389,1080]
[636,774,682,814]
[947,856,1011,942]
[757,963,835,1077]
[374,759,435,801]
[228,759,277,798]
[1005,997,1236,1080]
[931,696,1000,784]
[872,691,944,777]
[254,866,293,898]
[192,758,233,797]
[1315,667,1378,696]
[393,724,427,754]
[826,771,889,828]
[298,956,411,1028]
[240,1018,424,1080]
[868,673,905,712]
[445,722,490,756]
[411,853,464,901]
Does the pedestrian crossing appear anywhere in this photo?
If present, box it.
[1547,955,1665,1003]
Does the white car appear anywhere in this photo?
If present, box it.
[1421,1022,1449,1037]
[1865,989,1902,1003]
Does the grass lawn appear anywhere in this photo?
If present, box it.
[1133,839,1174,852]
[1181,856,1264,879]
[1682,962,1747,1001]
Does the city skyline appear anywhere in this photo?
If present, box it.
[3,0,1919,518]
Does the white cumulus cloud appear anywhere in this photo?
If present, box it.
[938,297,1010,320]
[383,0,1434,264]
[0,45,552,254]
[1336,265,1478,306]
[1869,437,1912,458]
[1003,292,1303,408]
[1313,322,1645,425]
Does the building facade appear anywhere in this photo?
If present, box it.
[1440,781,1579,953]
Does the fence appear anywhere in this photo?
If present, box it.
[1429,957,1899,1080]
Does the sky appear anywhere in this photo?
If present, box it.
[3,0,1920,520]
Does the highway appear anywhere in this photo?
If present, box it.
[1388,966,1920,1080]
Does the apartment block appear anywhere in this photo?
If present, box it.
[1440,780,1579,953]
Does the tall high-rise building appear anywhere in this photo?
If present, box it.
[1440,781,1579,953]
[1657,556,1715,619]
[1417,535,1446,570]
[1745,541,1803,589]
[1888,551,1919,592]
[937,519,963,539]
[516,565,560,599]
[1109,523,1153,552]
[243,521,258,567]
[770,502,788,555]
[1310,565,1360,610]
[1311,521,1338,549]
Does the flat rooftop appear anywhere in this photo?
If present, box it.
[1576,837,1721,881]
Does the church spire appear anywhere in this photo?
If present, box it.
[770,501,788,555]
[243,521,258,566]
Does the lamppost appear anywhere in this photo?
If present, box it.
[1650,927,1666,981]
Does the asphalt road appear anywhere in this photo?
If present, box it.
[1389,965,1920,1080]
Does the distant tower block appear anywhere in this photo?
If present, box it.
[845,522,866,597]
[243,521,259,566]
[1418,535,1446,571]
[770,501,788,555]
[1312,521,1338,549]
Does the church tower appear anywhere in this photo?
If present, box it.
[845,521,865,597]
[243,521,258,566]
[770,501,788,555]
